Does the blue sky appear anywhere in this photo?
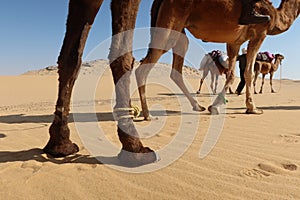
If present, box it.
[0,0,299,79]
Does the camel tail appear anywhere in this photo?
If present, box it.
[151,0,163,28]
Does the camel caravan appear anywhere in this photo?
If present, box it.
[197,50,284,95]
[43,0,299,166]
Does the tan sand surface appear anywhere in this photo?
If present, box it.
[0,61,299,200]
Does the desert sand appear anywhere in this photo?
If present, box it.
[0,60,299,199]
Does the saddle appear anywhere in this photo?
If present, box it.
[256,51,274,62]
[209,50,228,68]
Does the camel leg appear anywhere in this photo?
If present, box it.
[213,74,218,94]
[259,74,266,94]
[109,0,158,166]
[136,1,194,120]
[197,67,209,94]
[136,48,167,120]
[226,72,234,94]
[270,72,275,93]
[244,36,266,114]
[253,69,259,94]
[170,30,205,112]
[208,44,239,114]
[44,0,103,157]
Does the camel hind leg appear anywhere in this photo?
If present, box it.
[136,0,194,120]
[170,30,205,111]
[44,0,103,157]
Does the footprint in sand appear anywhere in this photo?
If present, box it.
[21,161,43,173]
[241,161,298,178]
[258,161,298,174]
[240,168,271,178]
[272,134,300,144]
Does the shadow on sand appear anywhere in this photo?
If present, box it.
[0,148,156,168]
[227,105,300,111]
[0,109,200,125]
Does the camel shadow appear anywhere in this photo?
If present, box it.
[0,148,154,168]
[0,133,6,138]
[0,112,115,124]
[158,92,221,97]
[227,105,300,111]
[0,148,100,165]
[0,109,199,125]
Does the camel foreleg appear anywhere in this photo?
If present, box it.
[44,0,103,157]
[270,72,275,93]
[109,0,158,166]
[259,74,266,94]
[244,35,266,114]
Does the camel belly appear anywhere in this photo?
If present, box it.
[187,25,243,43]
[185,0,246,43]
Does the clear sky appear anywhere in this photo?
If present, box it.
[0,0,299,79]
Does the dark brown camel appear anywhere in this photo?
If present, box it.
[196,53,234,95]
[253,53,284,94]
[136,0,300,117]
[43,0,158,166]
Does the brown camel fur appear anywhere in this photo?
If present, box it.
[253,53,284,94]
[136,0,300,117]
[43,0,157,166]
[196,54,234,95]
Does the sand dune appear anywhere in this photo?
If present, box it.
[0,61,299,199]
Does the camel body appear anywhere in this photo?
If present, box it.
[136,0,300,117]
[253,54,285,93]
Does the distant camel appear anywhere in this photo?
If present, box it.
[253,53,284,94]
[196,53,234,95]
[135,0,299,117]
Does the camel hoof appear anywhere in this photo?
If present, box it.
[143,114,158,121]
[43,142,79,157]
[118,148,160,167]
[208,105,219,115]
[193,104,206,112]
[254,91,257,94]
[196,90,201,94]
[245,109,264,115]
[271,90,276,93]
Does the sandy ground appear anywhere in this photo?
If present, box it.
[0,60,299,200]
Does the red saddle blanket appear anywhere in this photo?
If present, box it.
[256,52,274,62]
